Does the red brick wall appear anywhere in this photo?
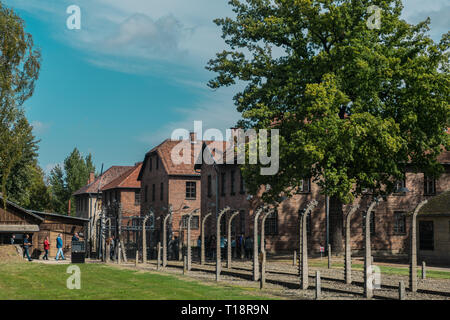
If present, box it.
[139,153,202,246]
[200,161,450,255]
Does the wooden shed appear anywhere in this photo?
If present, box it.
[0,194,89,259]
[0,195,43,246]
[30,211,89,258]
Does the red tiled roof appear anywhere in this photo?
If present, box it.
[138,139,217,179]
[73,166,134,196]
[101,163,142,191]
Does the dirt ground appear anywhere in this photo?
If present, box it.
[0,245,23,263]
[99,256,450,300]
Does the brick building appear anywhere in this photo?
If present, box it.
[73,165,134,254]
[101,162,142,219]
[138,134,212,247]
[417,190,450,265]
[196,140,450,257]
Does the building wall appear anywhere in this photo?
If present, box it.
[168,176,201,246]
[32,216,86,258]
[417,216,450,265]
[200,161,450,256]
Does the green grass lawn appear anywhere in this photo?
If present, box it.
[0,262,277,300]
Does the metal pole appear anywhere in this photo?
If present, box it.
[326,195,329,254]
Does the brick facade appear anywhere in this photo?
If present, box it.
[198,147,450,256]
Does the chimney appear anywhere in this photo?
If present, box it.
[190,132,198,144]
[88,172,95,184]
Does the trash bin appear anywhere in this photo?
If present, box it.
[71,241,86,263]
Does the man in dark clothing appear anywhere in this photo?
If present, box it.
[10,234,15,245]
[72,232,79,242]
[23,234,33,261]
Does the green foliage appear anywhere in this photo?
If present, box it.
[207,0,450,204]
[48,148,96,214]
[0,2,41,208]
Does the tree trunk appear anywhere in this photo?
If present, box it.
[329,196,344,254]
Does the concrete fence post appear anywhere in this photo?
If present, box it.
[253,207,265,281]
[422,261,426,280]
[156,242,161,270]
[345,205,359,284]
[315,271,321,300]
[364,200,379,299]
[259,252,266,290]
[201,212,212,265]
[163,211,172,268]
[293,250,297,266]
[216,207,230,281]
[327,244,331,269]
[300,200,318,290]
[409,200,427,292]
[399,281,405,300]
[227,211,240,269]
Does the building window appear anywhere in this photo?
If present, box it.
[221,172,226,196]
[239,171,245,194]
[299,178,311,193]
[394,175,406,193]
[134,191,140,206]
[265,211,278,235]
[144,185,148,202]
[207,175,212,198]
[186,181,196,199]
[230,170,236,195]
[419,221,434,251]
[160,183,164,201]
[239,210,245,234]
[424,175,436,195]
[151,184,155,202]
[182,215,199,229]
[363,212,376,236]
[394,212,406,234]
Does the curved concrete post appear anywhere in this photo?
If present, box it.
[178,222,183,261]
[187,210,199,271]
[300,200,318,290]
[345,205,360,284]
[162,212,172,267]
[142,215,150,264]
[364,200,379,299]
[253,207,265,281]
[261,209,274,254]
[216,207,231,281]
[409,199,428,292]
[227,211,240,269]
[201,212,212,265]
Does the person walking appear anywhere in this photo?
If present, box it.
[43,236,50,260]
[23,234,33,261]
[55,234,65,260]
[10,234,15,245]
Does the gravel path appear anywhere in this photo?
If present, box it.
[105,257,450,300]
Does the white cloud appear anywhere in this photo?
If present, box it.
[31,121,50,135]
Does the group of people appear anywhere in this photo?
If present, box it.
[202,234,261,260]
[11,232,80,261]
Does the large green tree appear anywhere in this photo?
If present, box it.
[207,0,449,252]
[0,2,41,208]
[49,148,96,215]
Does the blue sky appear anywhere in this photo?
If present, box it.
[3,0,449,174]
